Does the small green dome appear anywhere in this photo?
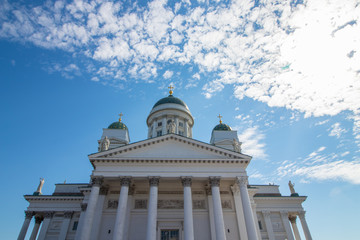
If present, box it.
[108,121,128,130]
[153,95,188,109]
[213,123,232,131]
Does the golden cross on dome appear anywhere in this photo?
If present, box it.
[118,113,123,122]
[217,114,223,124]
[168,85,174,95]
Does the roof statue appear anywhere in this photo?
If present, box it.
[288,180,299,196]
[100,136,110,151]
[233,138,241,153]
[33,178,44,196]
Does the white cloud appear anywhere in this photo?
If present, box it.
[328,123,347,138]
[237,126,267,160]
[163,70,173,79]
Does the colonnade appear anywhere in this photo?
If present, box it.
[17,211,73,240]
[76,175,259,240]
[262,210,312,240]
[19,175,312,240]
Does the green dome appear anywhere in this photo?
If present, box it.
[153,95,188,109]
[108,121,128,130]
[213,123,232,131]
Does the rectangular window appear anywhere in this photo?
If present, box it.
[179,122,184,127]
[157,131,162,137]
[258,220,263,230]
[72,221,78,231]
[158,122,162,127]
[161,230,179,240]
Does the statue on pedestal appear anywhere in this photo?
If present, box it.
[33,178,45,196]
[168,120,176,134]
[100,136,110,151]
[288,180,299,196]
[232,138,241,152]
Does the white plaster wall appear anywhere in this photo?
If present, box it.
[98,213,116,240]
[193,213,211,240]
[128,213,148,240]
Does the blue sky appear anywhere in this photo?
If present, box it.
[1,0,360,239]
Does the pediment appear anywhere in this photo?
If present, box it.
[89,134,251,161]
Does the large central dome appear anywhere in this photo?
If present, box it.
[153,95,189,110]
[147,87,194,138]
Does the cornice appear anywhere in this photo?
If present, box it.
[90,158,249,165]
[89,134,252,160]
[24,195,84,202]
[254,196,307,201]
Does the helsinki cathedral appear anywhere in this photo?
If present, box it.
[18,87,312,240]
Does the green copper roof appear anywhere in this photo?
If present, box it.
[153,95,188,109]
[108,121,128,130]
[213,123,232,131]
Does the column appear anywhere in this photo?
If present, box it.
[251,203,261,240]
[175,117,179,134]
[184,119,188,137]
[37,212,54,240]
[209,177,226,240]
[29,215,43,240]
[298,211,312,240]
[124,185,135,240]
[237,176,257,240]
[181,177,194,240]
[75,204,87,240]
[280,211,294,240]
[206,186,216,240]
[162,118,166,135]
[59,211,73,240]
[230,184,248,240]
[113,177,131,240]
[152,121,156,138]
[91,187,108,240]
[146,177,160,240]
[289,215,301,240]
[262,211,275,240]
[79,176,103,240]
[17,211,33,240]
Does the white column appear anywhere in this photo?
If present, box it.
[17,211,33,240]
[206,187,216,240]
[29,215,43,240]
[262,211,275,240]
[280,211,294,240]
[113,177,131,240]
[146,177,160,240]
[237,176,257,240]
[162,118,166,135]
[91,187,108,240]
[124,186,134,240]
[289,215,301,240]
[59,211,73,240]
[175,117,179,134]
[231,184,248,240]
[37,212,54,240]
[181,177,194,240]
[184,119,188,137]
[79,176,103,240]
[298,211,312,240]
[75,204,87,240]
[209,177,226,240]
[251,204,261,240]
[152,121,156,138]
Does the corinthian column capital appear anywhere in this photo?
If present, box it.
[209,177,221,187]
[236,176,248,186]
[25,211,34,219]
[120,177,132,186]
[149,177,160,186]
[91,176,104,186]
[181,177,192,187]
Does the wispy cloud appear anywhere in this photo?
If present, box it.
[328,122,347,138]
[237,126,267,160]
[1,0,359,123]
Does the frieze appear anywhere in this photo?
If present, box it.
[193,200,206,209]
[158,200,184,209]
[107,200,118,209]
[134,199,147,209]
[64,211,73,218]
[159,191,183,194]
[221,200,232,209]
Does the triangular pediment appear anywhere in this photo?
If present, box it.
[89,134,251,161]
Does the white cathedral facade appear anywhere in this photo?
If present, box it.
[18,89,312,240]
